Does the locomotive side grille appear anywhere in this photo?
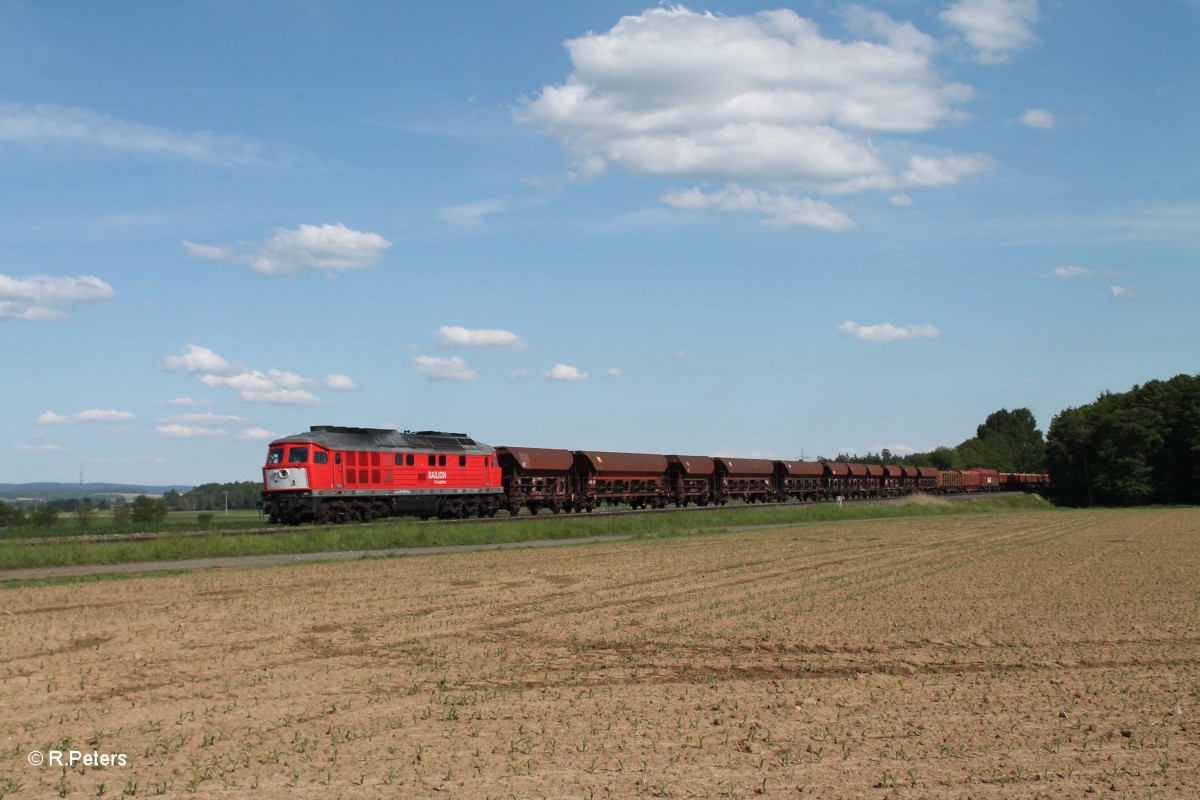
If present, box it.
[347,451,357,467]
[347,469,357,484]
[359,469,368,484]
[371,469,381,484]
[371,452,381,467]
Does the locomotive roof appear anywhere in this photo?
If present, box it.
[271,426,494,453]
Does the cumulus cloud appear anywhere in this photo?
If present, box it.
[414,355,478,381]
[156,424,229,438]
[1110,285,1138,300]
[37,409,135,424]
[0,101,279,166]
[198,371,322,406]
[544,364,588,381]
[157,396,213,407]
[874,444,917,454]
[510,368,530,382]
[661,185,853,231]
[941,0,1040,63]
[435,326,528,350]
[155,412,245,424]
[237,427,278,441]
[1019,108,1056,129]
[518,6,988,228]
[182,223,392,277]
[161,344,325,406]
[838,320,941,342]
[605,368,624,378]
[161,344,236,375]
[324,374,358,391]
[899,154,992,187]
[0,274,115,321]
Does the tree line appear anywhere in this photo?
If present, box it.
[0,481,262,530]
[819,408,1049,475]
[1046,373,1199,507]
[163,481,262,511]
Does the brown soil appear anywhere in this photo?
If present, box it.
[1,508,1197,798]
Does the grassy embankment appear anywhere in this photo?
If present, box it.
[0,494,1051,573]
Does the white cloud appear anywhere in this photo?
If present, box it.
[414,355,478,381]
[838,320,941,342]
[161,344,236,375]
[0,273,115,321]
[13,443,67,453]
[543,364,588,381]
[1019,108,1056,129]
[941,0,1040,63]
[518,6,986,228]
[156,412,245,424]
[157,396,213,407]
[156,424,229,438]
[1110,285,1138,300]
[239,389,321,406]
[510,368,530,382]
[0,101,278,166]
[324,374,358,391]
[661,185,853,231]
[899,154,992,187]
[37,409,135,424]
[1037,265,1124,280]
[237,427,278,441]
[162,344,326,405]
[196,370,322,405]
[873,444,918,455]
[182,223,392,277]
[435,326,528,350]
[889,194,914,207]
[605,368,624,378]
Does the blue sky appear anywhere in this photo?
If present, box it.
[2,0,1197,486]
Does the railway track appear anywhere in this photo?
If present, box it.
[12,491,1023,547]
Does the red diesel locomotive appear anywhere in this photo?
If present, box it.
[261,426,502,524]
[262,426,1047,524]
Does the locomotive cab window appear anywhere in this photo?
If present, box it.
[459,456,466,467]
[268,447,284,465]
[439,455,446,467]
[428,455,436,467]
[313,451,328,464]
[287,447,309,464]
[406,454,414,466]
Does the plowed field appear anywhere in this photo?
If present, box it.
[2,508,1197,798]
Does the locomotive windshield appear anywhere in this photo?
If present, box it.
[287,447,309,464]
[267,447,284,465]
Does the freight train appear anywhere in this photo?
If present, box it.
[260,425,1048,525]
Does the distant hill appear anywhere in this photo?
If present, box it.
[0,483,193,501]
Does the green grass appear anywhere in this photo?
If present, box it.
[1,509,266,541]
[0,494,1053,575]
